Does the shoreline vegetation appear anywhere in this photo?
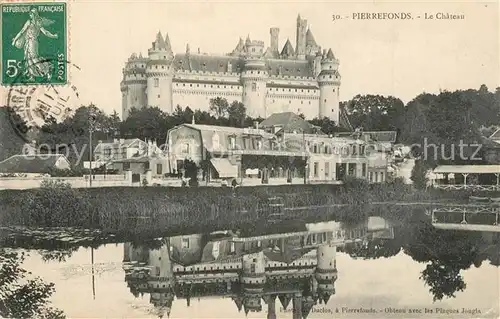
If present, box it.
[0,178,496,236]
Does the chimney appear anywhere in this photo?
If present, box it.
[270,27,279,53]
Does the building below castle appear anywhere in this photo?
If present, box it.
[123,217,394,318]
[121,14,341,123]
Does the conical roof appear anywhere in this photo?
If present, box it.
[232,37,245,54]
[305,29,317,47]
[153,31,167,50]
[326,48,335,60]
[278,294,291,310]
[164,33,173,55]
[280,39,295,58]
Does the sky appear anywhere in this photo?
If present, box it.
[1,0,499,118]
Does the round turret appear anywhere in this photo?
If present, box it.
[121,53,148,119]
[243,295,263,314]
[314,243,337,305]
[241,54,268,118]
[146,31,174,113]
[317,48,341,122]
[240,251,266,294]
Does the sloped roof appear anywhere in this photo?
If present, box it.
[305,29,317,47]
[263,240,314,264]
[172,54,314,78]
[260,112,322,134]
[281,39,295,58]
[164,33,174,56]
[0,154,69,173]
[334,131,397,143]
[184,123,274,138]
[94,138,145,153]
[326,48,335,60]
[433,165,500,174]
[339,107,353,131]
[489,128,500,140]
[173,54,244,73]
[153,31,167,50]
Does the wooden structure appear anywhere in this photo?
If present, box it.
[429,204,500,232]
[432,165,500,191]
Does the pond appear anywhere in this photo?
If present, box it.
[0,206,499,318]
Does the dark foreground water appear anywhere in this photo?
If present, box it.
[1,208,499,318]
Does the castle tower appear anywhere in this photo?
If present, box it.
[241,38,268,118]
[146,31,174,114]
[314,243,338,305]
[148,240,175,318]
[295,14,307,60]
[317,48,341,123]
[123,242,131,262]
[240,251,266,314]
[270,28,280,56]
[267,295,277,319]
[120,52,148,119]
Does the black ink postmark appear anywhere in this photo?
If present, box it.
[5,58,81,140]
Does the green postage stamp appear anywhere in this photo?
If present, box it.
[1,2,67,85]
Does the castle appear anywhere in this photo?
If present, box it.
[120,14,341,122]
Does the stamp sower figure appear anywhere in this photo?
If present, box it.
[11,8,58,81]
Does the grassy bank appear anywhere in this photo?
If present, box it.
[0,179,489,235]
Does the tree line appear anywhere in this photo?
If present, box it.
[3,84,499,169]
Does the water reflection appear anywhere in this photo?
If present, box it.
[2,210,500,318]
[122,217,393,318]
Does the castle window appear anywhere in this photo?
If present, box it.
[154,78,159,87]
[289,100,291,104]
[309,101,311,105]
[182,238,190,248]
[324,99,327,103]
[333,88,335,92]
[183,83,185,86]
[158,94,160,98]
[190,84,192,87]
[288,89,291,92]
[162,66,164,69]
[330,65,332,69]
[329,75,332,78]
[204,84,207,87]
[302,89,304,92]
[332,109,334,112]
[295,89,297,92]
[301,101,303,104]
[197,84,199,87]
[251,83,257,92]
[252,48,255,52]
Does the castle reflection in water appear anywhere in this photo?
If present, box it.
[123,217,394,318]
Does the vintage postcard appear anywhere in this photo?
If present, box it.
[0,0,499,318]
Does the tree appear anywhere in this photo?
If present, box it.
[309,117,343,135]
[209,97,229,118]
[410,159,429,189]
[403,219,484,301]
[37,104,114,166]
[344,94,405,131]
[120,106,168,142]
[0,249,65,318]
[227,101,247,127]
